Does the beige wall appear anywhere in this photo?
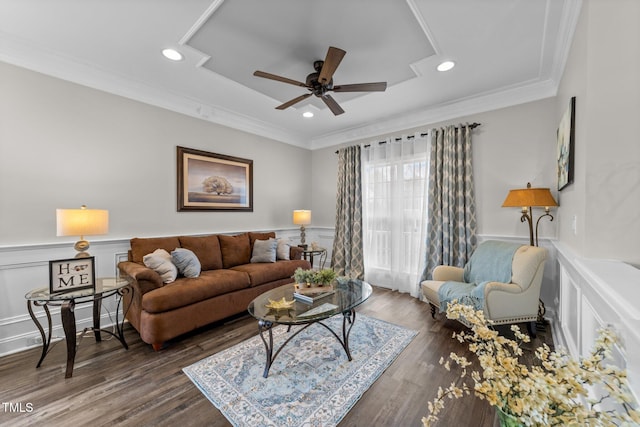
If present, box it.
[556,0,640,265]
[0,62,312,246]
[313,0,640,268]
[312,98,559,240]
[1,0,637,261]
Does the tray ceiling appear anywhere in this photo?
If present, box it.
[0,0,581,149]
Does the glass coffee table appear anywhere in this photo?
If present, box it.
[248,278,372,378]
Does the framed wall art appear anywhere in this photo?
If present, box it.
[557,96,576,191]
[49,257,96,294]
[177,146,253,211]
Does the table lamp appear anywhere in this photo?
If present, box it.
[293,209,311,248]
[57,205,109,257]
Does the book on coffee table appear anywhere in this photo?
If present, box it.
[293,285,335,304]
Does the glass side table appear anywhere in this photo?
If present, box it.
[25,277,131,378]
[301,248,327,268]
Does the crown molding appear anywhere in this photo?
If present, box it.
[309,78,558,149]
[0,0,581,152]
[548,0,583,86]
[0,32,307,148]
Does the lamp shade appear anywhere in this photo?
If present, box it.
[56,206,109,237]
[502,187,558,208]
[292,210,311,225]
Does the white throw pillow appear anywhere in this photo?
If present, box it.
[251,238,277,263]
[171,248,201,278]
[143,249,178,284]
[276,238,291,260]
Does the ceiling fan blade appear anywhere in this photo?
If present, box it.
[317,46,346,85]
[333,82,387,92]
[321,95,345,116]
[253,70,307,88]
[275,93,312,110]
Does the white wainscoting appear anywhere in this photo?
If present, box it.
[0,239,132,357]
[0,227,319,357]
[552,241,640,403]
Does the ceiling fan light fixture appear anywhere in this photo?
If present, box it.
[437,60,455,72]
[253,46,387,117]
[162,48,183,61]
[302,111,314,118]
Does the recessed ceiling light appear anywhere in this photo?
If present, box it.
[437,60,455,72]
[162,48,183,61]
[303,111,314,118]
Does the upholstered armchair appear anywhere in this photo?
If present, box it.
[421,241,547,336]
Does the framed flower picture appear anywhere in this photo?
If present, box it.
[557,97,576,191]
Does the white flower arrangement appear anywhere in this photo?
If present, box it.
[423,302,639,426]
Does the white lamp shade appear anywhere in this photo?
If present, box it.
[292,210,311,225]
[56,207,109,237]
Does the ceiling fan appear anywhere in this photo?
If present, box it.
[253,46,387,116]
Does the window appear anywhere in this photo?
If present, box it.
[361,136,429,297]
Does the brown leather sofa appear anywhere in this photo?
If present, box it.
[117,231,311,350]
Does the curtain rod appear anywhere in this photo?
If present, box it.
[335,122,481,153]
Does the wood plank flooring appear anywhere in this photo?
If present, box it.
[0,286,553,427]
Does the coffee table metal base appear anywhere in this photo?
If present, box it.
[257,308,356,378]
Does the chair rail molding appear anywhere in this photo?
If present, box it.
[0,227,324,357]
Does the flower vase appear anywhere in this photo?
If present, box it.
[496,407,524,427]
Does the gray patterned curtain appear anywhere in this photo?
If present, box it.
[331,145,364,279]
[422,124,477,280]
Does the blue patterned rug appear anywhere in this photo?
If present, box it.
[183,313,417,427]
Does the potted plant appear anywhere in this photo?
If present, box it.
[314,268,336,286]
[423,302,639,426]
[293,267,314,287]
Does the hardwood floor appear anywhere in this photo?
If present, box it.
[0,287,553,427]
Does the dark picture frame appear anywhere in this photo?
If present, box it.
[49,257,96,294]
[557,96,576,191]
[177,146,253,211]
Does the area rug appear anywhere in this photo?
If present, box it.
[183,314,417,427]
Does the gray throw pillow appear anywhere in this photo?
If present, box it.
[251,238,277,263]
[171,248,201,278]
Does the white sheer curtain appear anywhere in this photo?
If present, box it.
[361,134,429,297]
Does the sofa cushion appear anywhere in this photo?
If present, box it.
[131,236,181,264]
[178,235,223,270]
[143,249,178,284]
[249,231,276,249]
[141,269,251,313]
[219,233,251,268]
[232,259,310,287]
[171,248,201,278]
[251,238,277,263]
[277,238,291,260]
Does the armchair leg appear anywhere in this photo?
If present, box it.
[429,303,436,319]
[526,321,537,339]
